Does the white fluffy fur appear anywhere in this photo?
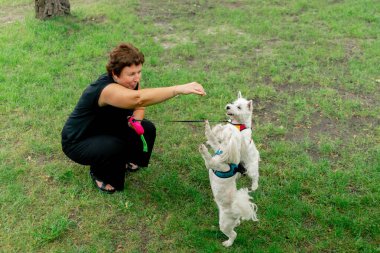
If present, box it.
[226,91,260,191]
[199,92,260,247]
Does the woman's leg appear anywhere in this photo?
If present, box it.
[62,120,156,190]
[136,119,156,167]
[120,119,156,168]
[63,135,129,191]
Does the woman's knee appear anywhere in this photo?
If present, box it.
[142,120,156,137]
[99,137,128,156]
[61,136,126,165]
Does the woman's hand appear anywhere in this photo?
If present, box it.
[175,82,206,96]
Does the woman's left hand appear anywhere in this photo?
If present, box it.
[175,82,206,96]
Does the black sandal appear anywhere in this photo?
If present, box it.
[89,171,115,194]
[126,163,140,172]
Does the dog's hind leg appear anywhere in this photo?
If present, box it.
[219,212,238,247]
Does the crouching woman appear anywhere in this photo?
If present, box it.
[61,43,206,193]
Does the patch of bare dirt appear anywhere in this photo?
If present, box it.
[342,38,361,59]
[0,1,107,25]
[80,14,107,24]
[275,82,378,107]
[137,0,250,50]
[138,224,150,253]
[136,0,203,25]
[0,2,33,25]
[255,39,281,58]
[137,0,206,50]
[252,82,379,161]
[252,97,280,126]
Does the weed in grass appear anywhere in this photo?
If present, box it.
[32,215,75,247]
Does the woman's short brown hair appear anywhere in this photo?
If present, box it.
[106,43,145,77]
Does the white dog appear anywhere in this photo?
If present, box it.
[225,91,260,191]
[199,92,260,247]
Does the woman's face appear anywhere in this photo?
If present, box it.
[114,64,142,89]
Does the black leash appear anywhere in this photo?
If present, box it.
[167,120,229,123]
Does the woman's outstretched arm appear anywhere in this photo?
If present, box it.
[98,82,206,109]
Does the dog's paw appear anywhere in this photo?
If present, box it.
[199,144,208,154]
[251,181,259,191]
[222,240,234,247]
[204,120,211,131]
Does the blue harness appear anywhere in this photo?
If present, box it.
[212,150,240,178]
[211,123,252,178]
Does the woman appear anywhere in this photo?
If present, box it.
[61,43,206,193]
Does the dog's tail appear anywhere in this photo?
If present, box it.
[232,188,259,221]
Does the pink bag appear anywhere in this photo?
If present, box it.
[128,116,144,135]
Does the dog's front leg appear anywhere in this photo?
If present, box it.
[199,144,212,162]
[205,120,219,151]
[199,144,230,172]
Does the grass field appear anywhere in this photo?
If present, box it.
[1,0,379,252]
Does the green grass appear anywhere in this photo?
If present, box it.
[1,0,379,252]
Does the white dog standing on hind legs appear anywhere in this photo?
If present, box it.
[226,91,260,191]
[199,91,260,247]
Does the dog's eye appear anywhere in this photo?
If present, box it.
[237,106,241,110]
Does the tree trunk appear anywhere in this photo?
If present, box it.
[35,0,70,20]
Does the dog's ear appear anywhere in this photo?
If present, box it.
[247,100,253,112]
[238,91,242,99]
